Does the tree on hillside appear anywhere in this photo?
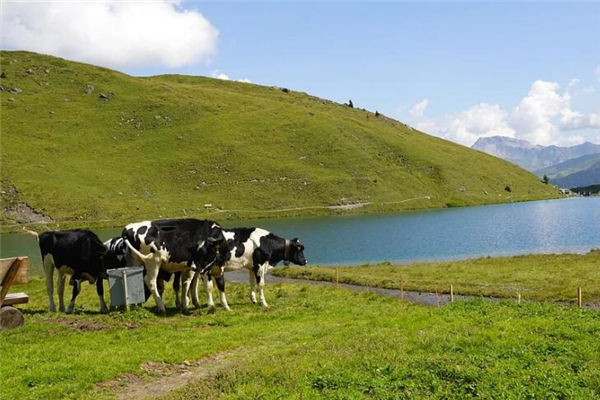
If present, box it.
[542,174,549,184]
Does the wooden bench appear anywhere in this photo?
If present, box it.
[0,257,30,330]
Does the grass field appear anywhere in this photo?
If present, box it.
[2,276,600,399]
[0,51,557,232]
[273,251,600,303]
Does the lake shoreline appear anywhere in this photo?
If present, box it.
[2,197,597,271]
[272,250,600,303]
[1,192,560,234]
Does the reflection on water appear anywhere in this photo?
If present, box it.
[2,197,599,272]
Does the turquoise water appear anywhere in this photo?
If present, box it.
[2,197,599,272]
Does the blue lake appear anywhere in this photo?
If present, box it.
[2,197,599,271]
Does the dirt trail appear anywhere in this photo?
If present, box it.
[228,271,600,310]
[97,350,240,399]
[228,271,481,307]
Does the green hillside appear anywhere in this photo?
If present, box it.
[0,51,557,231]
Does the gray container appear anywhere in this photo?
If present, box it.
[107,267,145,309]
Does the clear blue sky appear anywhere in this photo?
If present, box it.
[3,1,599,146]
[172,1,598,115]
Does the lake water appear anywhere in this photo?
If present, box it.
[2,197,599,272]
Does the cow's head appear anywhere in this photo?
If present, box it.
[285,238,307,266]
[195,224,225,273]
[103,237,128,270]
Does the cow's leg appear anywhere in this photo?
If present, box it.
[173,272,181,311]
[191,271,201,308]
[257,263,270,308]
[65,279,81,314]
[96,278,109,314]
[249,269,257,304]
[180,270,194,315]
[215,275,231,311]
[144,260,166,315]
[202,273,215,309]
[57,271,66,312]
[43,254,56,312]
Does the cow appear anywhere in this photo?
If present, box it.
[104,236,186,307]
[203,227,307,310]
[23,228,109,314]
[103,237,130,270]
[121,218,224,315]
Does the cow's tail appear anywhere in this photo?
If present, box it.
[22,227,40,241]
[124,239,154,262]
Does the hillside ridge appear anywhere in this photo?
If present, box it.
[1,51,557,231]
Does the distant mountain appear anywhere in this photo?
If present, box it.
[550,161,600,189]
[534,153,600,180]
[472,136,600,172]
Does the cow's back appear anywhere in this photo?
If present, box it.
[123,218,222,265]
[39,229,106,276]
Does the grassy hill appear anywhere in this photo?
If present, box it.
[1,51,557,231]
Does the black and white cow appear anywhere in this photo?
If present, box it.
[204,227,307,310]
[24,228,109,313]
[103,237,131,270]
[122,219,224,315]
[103,236,184,306]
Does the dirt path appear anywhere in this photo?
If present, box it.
[97,350,241,399]
[227,271,600,310]
[227,271,484,307]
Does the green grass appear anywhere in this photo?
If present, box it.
[2,277,600,399]
[273,251,600,303]
[0,51,557,232]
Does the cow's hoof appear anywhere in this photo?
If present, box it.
[192,301,201,309]
[224,306,232,312]
[65,308,74,315]
[58,306,65,313]
[207,306,216,314]
[100,307,109,314]
[49,306,57,313]
[182,308,192,316]
[157,308,167,316]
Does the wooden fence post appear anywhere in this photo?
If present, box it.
[517,292,521,305]
[399,280,404,300]
[335,268,339,289]
[450,284,454,303]
[577,287,582,308]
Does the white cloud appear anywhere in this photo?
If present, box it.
[561,108,600,131]
[212,70,231,80]
[1,1,219,70]
[407,79,600,147]
[409,99,429,118]
[211,69,252,83]
[510,80,570,145]
[567,78,579,89]
[409,102,515,146]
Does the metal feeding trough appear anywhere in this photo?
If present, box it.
[107,267,145,310]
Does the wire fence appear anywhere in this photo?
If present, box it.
[279,267,598,309]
